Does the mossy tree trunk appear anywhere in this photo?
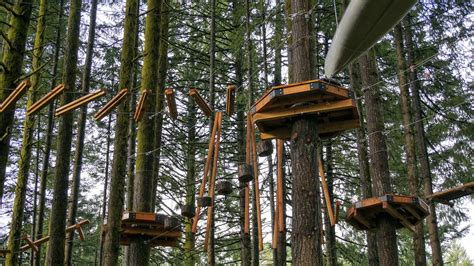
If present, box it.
[393,24,427,266]
[359,50,399,266]
[0,0,34,200]
[64,0,98,263]
[5,0,46,263]
[128,0,161,264]
[102,0,139,263]
[44,0,82,263]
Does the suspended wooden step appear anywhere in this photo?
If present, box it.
[102,212,181,247]
[181,204,195,218]
[134,89,151,122]
[346,195,429,232]
[55,89,105,117]
[324,0,416,77]
[19,220,89,252]
[0,80,30,112]
[189,88,212,117]
[226,84,236,115]
[165,88,178,119]
[94,88,129,121]
[426,181,474,204]
[27,84,65,116]
[251,80,359,140]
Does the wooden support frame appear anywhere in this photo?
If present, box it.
[204,112,223,252]
[226,84,236,115]
[244,115,252,234]
[426,181,474,203]
[276,139,284,232]
[165,88,178,119]
[318,155,336,226]
[189,88,212,117]
[94,88,129,121]
[382,202,416,232]
[0,80,30,112]
[55,89,105,117]
[22,235,39,252]
[250,117,263,251]
[134,89,150,122]
[27,84,65,116]
[192,114,220,233]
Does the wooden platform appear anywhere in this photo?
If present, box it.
[426,182,474,203]
[102,212,181,247]
[250,80,359,139]
[346,195,429,232]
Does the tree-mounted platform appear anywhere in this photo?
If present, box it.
[426,181,474,204]
[102,212,182,248]
[346,195,429,232]
[250,80,359,140]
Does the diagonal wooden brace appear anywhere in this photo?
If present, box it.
[55,89,105,117]
[94,88,129,121]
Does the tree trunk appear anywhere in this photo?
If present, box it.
[359,50,398,266]
[34,1,65,264]
[404,14,443,266]
[102,0,139,263]
[128,0,161,264]
[393,24,427,266]
[349,63,379,266]
[324,144,337,266]
[99,115,112,266]
[44,0,82,262]
[64,0,98,263]
[5,0,46,262]
[0,0,34,200]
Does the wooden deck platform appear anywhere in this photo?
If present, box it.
[250,80,359,139]
[346,195,429,232]
[426,182,474,203]
[102,212,181,247]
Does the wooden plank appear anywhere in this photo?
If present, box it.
[356,197,382,209]
[189,88,212,117]
[403,204,422,220]
[318,155,335,226]
[22,235,39,252]
[383,202,415,232]
[27,84,65,116]
[427,181,474,202]
[250,118,263,251]
[226,85,236,115]
[134,89,150,122]
[165,88,178,119]
[0,80,30,112]
[94,88,129,121]
[276,139,284,232]
[352,208,372,229]
[122,227,181,238]
[55,89,105,117]
[192,114,219,233]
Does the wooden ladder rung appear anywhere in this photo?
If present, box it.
[0,80,30,112]
[94,88,129,121]
[27,84,65,116]
[134,89,150,122]
[189,88,211,117]
[55,89,105,117]
[165,88,178,119]
[226,85,236,115]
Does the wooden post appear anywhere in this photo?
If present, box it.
[244,115,251,234]
[250,118,263,251]
[192,114,219,233]
[318,155,336,226]
[204,112,222,251]
[94,88,129,121]
[276,139,284,232]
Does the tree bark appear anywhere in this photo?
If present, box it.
[64,0,98,263]
[393,24,427,266]
[404,14,443,266]
[5,0,45,263]
[128,0,161,264]
[359,50,398,266]
[102,0,139,263]
[99,115,112,266]
[0,0,34,200]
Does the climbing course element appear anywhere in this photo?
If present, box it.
[256,140,273,157]
[249,116,264,251]
[346,195,429,232]
[181,204,196,218]
[318,155,337,226]
[55,89,105,117]
[192,112,222,234]
[0,80,31,112]
[238,164,254,183]
[134,89,150,122]
[101,212,181,247]
[216,181,233,196]
[94,88,129,121]
[426,181,474,205]
[189,88,212,117]
[251,80,359,140]
[27,84,65,116]
[226,84,236,115]
[324,0,417,77]
[165,88,178,119]
[272,139,285,249]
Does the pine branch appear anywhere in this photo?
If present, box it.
[0,31,13,49]
[0,2,19,17]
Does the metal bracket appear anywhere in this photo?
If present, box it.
[269,88,283,99]
[310,82,326,91]
[380,194,393,202]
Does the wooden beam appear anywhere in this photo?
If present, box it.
[352,209,372,229]
[318,155,336,226]
[94,88,129,121]
[383,202,416,232]
[134,89,150,122]
[165,88,178,119]
[55,89,105,117]
[250,118,263,251]
[27,84,65,116]
[335,200,341,224]
[427,181,474,202]
[122,227,181,238]
[22,235,38,252]
[226,85,236,115]
[189,88,212,117]
[276,139,284,232]
[0,80,30,112]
